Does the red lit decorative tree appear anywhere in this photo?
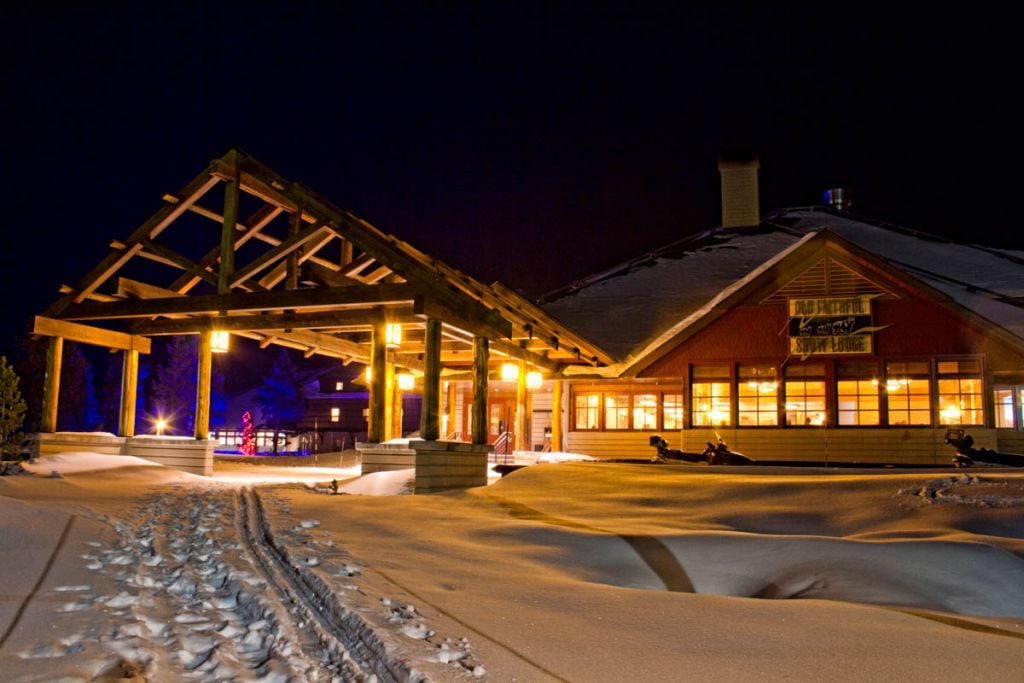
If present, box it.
[240,410,256,456]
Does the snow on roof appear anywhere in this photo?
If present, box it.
[542,207,1024,364]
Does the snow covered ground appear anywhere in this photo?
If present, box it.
[1,453,1023,681]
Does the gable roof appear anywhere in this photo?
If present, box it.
[37,149,612,376]
[541,206,1024,375]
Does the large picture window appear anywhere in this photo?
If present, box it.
[633,394,659,430]
[572,389,681,431]
[692,366,731,427]
[886,361,931,426]
[738,365,778,426]
[937,360,984,426]
[604,393,631,430]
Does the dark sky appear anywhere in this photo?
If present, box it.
[1,3,1019,357]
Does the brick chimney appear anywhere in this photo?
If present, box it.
[718,158,760,228]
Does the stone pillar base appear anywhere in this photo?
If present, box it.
[30,432,214,477]
[411,439,490,493]
[356,439,416,473]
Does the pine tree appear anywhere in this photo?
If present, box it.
[151,336,197,435]
[240,410,256,456]
[97,356,123,433]
[256,349,306,454]
[59,342,100,432]
[0,356,28,458]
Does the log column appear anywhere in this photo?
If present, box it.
[41,336,63,433]
[368,323,387,443]
[445,380,457,439]
[514,359,527,451]
[118,349,139,437]
[218,170,239,294]
[194,331,213,439]
[471,337,489,445]
[384,360,396,440]
[551,379,563,452]
[420,318,442,441]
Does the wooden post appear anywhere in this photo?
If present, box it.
[472,337,489,445]
[446,380,457,439]
[384,360,396,439]
[551,379,563,452]
[420,318,442,441]
[392,375,403,439]
[118,349,139,437]
[368,323,387,442]
[286,210,301,290]
[195,331,213,439]
[218,171,239,294]
[514,359,527,451]
[340,238,353,267]
[41,336,63,433]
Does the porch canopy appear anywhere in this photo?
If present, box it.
[35,148,613,446]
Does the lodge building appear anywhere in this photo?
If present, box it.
[528,161,1024,463]
[30,150,1024,481]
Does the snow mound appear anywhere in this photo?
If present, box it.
[338,469,415,496]
[24,452,162,475]
[899,474,1024,507]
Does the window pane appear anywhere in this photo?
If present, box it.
[633,394,658,430]
[663,393,683,430]
[692,382,731,426]
[785,380,827,426]
[938,375,984,426]
[574,393,600,430]
[994,389,1014,429]
[605,394,630,429]
[739,366,777,426]
[887,376,932,426]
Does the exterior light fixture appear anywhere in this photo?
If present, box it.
[501,363,519,381]
[397,373,415,391]
[155,418,167,435]
[526,371,543,389]
[385,323,402,348]
[365,366,372,382]
[211,330,230,353]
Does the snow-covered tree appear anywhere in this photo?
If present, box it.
[0,356,27,457]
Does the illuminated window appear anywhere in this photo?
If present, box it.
[937,360,983,426]
[994,388,1015,429]
[574,393,600,430]
[335,381,344,391]
[692,366,731,427]
[662,393,684,430]
[885,361,931,425]
[632,394,658,430]
[836,361,880,426]
[738,365,778,426]
[604,393,630,430]
[330,407,340,423]
[784,364,826,426]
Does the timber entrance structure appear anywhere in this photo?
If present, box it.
[33,149,612,487]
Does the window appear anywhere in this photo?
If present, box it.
[692,366,731,426]
[835,361,879,426]
[574,393,600,430]
[937,360,984,426]
[330,407,340,423]
[604,393,630,430]
[784,363,826,426]
[633,394,659,430]
[886,361,931,425]
[738,365,778,426]
[335,381,344,391]
[663,393,684,430]
[994,388,1015,428]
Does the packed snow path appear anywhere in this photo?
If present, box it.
[32,486,434,681]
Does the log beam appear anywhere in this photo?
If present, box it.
[41,336,63,433]
[472,337,489,445]
[219,168,240,294]
[129,306,419,335]
[34,316,151,353]
[420,318,442,441]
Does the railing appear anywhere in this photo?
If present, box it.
[489,432,514,464]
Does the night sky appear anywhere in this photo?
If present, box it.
[1,4,1019,358]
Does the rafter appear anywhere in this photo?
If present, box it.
[128,306,420,335]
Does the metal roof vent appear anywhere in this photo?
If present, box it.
[824,188,849,211]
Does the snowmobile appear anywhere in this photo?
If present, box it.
[944,428,1024,468]
[649,433,754,465]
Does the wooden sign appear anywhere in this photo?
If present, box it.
[788,295,877,356]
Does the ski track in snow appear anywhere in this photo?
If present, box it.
[21,486,484,681]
